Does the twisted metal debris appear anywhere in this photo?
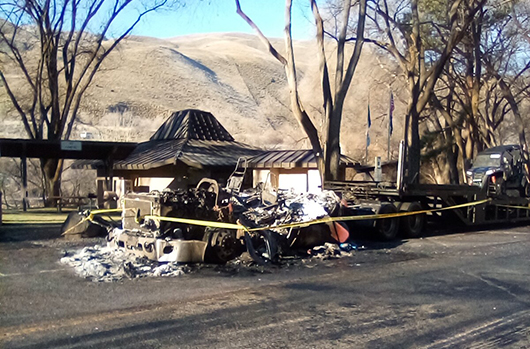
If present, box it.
[61,177,352,274]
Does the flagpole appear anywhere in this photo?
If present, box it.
[366,102,371,164]
[366,136,369,164]
[387,91,394,162]
[387,91,391,161]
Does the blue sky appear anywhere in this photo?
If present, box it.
[128,0,316,40]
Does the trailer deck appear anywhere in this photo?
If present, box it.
[325,178,530,240]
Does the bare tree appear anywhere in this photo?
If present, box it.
[236,0,367,181]
[366,0,486,184]
[427,0,530,183]
[0,0,174,205]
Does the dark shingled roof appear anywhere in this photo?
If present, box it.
[114,139,262,170]
[111,109,261,169]
[114,139,187,170]
[248,150,356,169]
[150,109,234,141]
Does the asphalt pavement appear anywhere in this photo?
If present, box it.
[1,223,530,348]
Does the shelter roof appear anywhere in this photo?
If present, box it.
[150,109,234,142]
[248,150,357,169]
[113,139,262,170]
[70,110,359,171]
[0,138,136,160]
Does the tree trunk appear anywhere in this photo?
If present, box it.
[325,107,342,181]
[494,75,529,178]
[445,133,459,184]
[41,158,63,207]
[408,109,421,184]
[406,71,421,184]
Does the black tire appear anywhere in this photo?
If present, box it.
[374,204,399,241]
[203,228,242,264]
[399,201,425,238]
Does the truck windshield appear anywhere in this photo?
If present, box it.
[473,154,501,168]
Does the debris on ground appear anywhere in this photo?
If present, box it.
[61,175,356,271]
[60,241,359,282]
[60,245,191,282]
[103,185,348,265]
[309,242,357,260]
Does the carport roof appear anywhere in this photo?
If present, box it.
[248,150,357,169]
[73,109,261,170]
[0,138,137,160]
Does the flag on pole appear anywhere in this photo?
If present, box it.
[366,104,371,147]
[389,91,394,135]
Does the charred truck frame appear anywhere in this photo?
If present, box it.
[102,178,347,265]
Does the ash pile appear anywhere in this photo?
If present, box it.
[60,245,191,282]
[60,178,355,280]
[59,242,357,282]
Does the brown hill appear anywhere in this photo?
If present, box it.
[0,32,405,161]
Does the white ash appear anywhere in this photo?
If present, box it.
[60,245,190,282]
[283,190,341,221]
[309,243,355,260]
[60,241,357,282]
[240,190,341,228]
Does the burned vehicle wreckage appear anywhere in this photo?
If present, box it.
[66,179,350,265]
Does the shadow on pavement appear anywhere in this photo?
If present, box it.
[0,223,63,243]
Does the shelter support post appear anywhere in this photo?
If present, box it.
[21,149,28,212]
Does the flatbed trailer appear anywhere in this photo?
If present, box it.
[324,142,530,240]
[325,180,530,240]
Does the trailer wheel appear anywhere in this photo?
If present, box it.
[399,202,425,238]
[375,204,399,240]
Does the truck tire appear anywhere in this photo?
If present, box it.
[375,204,399,241]
[203,228,242,264]
[399,201,425,238]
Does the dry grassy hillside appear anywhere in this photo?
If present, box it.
[0,32,406,161]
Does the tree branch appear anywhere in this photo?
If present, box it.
[235,0,287,65]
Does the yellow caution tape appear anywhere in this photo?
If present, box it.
[141,198,491,232]
[142,215,246,231]
[87,208,127,220]
[61,208,130,236]
[246,198,492,232]
[69,198,493,235]
[495,204,530,210]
